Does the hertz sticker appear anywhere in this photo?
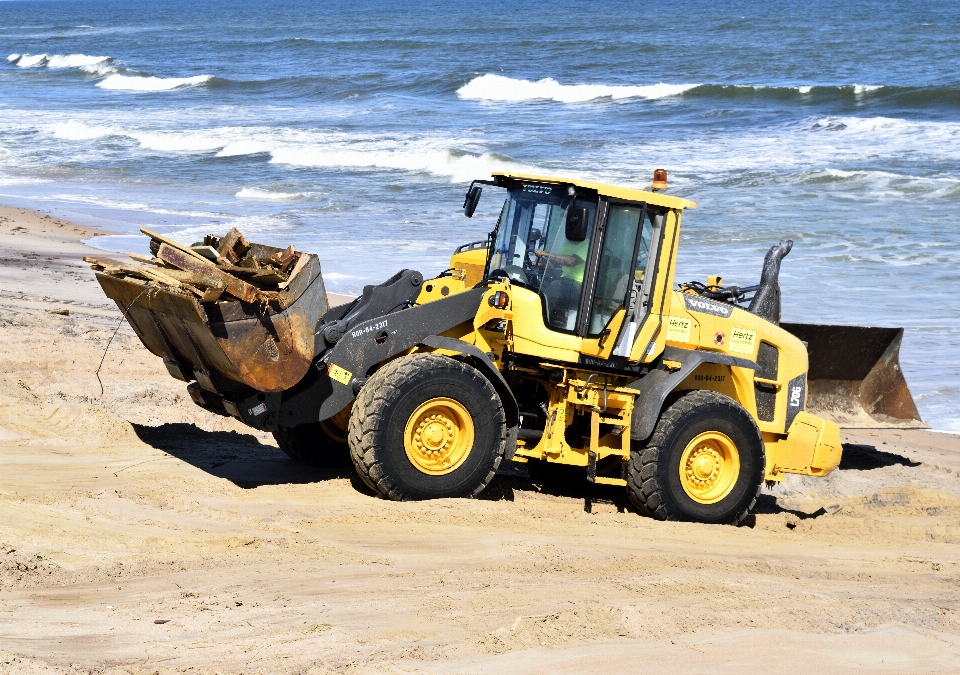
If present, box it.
[328,363,353,385]
[729,328,757,355]
[666,316,692,343]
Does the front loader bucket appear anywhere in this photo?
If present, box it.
[95,252,328,394]
[781,323,926,429]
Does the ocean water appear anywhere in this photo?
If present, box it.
[1,0,958,429]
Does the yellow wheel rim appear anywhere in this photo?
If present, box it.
[320,404,351,445]
[678,431,740,504]
[403,397,474,475]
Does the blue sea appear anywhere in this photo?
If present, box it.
[1,0,959,429]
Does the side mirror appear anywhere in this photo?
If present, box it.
[463,185,482,218]
[565,206,589,242]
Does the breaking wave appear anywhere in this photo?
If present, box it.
[7,53,214,90]
[235,187,307,200]
[7,53,116,75]
[456,75,897,105]
[96,73,214,91]
[457,74,699,103]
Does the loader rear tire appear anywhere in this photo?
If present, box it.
[626,390,763,525]
[348,353,506,500]
[273,407,352,468]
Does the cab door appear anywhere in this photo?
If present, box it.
[578,202,667,360]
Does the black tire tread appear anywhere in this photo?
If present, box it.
[626,389,763,525]
[348,353,506,500]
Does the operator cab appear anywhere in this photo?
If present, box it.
[469,173,689,345]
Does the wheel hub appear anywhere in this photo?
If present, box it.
[688,447,721,486]
[678,431,741,504]
[404,398,474,475]
[416,415,454,453]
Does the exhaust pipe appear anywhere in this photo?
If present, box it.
[781,322,926,429]
[748,239,793,325]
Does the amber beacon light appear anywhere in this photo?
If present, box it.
[652,168,668,191]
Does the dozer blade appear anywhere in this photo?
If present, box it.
[781,323,927,429]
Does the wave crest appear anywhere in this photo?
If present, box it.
[9,53,49,68]
[457,74,698,103]
[96,74,214,91]
[8,53,114,73]
[235,187,307,201]
[47,54,110,69]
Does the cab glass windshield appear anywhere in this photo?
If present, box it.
[487,184,596,332]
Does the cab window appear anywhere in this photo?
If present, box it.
[487,185,596,333]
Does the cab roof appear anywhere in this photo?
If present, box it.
[491,172,696,210]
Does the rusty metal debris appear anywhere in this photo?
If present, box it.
[87,227,329,393]
[85,227,304,307]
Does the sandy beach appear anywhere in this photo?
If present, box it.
[1,204,959,674]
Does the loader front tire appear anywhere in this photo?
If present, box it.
[626,390,763,525]
[348,353,506,500]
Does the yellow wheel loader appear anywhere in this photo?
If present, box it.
[91,171,924,525]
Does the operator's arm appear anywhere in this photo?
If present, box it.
[534,248,583,267]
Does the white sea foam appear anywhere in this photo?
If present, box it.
[811,115,959,139]
[269,145,532,182]
[51,120,119,141]
[852,84,882,94]
[457,74,698,103]
[46,193,226,221]
[44,112,960,189]
[789,167,960,198]
[797,86,812,94]
[96,73,213,91]
[624,115,960,180]
[7,54,20,62]
[57,122,537,181]
[235,187,306,201]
